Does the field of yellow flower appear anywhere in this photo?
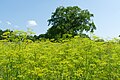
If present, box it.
[0,37,120,80]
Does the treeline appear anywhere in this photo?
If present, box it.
[0,29,44,42]
[0,29,90,42]
[0,28,105,43]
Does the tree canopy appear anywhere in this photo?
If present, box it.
[46,6,96,39]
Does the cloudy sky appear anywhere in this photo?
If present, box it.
[0,0,120,39]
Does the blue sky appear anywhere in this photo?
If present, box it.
[0,0,120,39]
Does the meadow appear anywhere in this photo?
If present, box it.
[0,37,120,80]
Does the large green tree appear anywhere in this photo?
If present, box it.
[46,6,96,39]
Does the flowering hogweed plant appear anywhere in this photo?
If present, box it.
[0,37,120,80]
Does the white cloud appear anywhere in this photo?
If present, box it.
[6,21,12,25]
[27,20,37,27]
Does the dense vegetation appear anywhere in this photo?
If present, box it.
[0,29,39,42]
[0,37,120,80]
[0,6,120,80]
